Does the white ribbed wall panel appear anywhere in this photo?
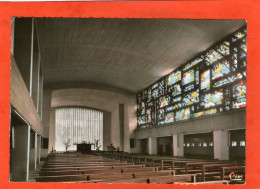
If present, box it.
[55,107,103,151]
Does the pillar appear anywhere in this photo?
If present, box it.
[34,132,37,169]
[173,134,184,157]
[148,137,157,155]
[48,108,55,153]
[213,130,229,160]
[37,135,41,165]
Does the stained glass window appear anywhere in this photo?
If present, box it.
[152,88,159,99]
[182,89,199,106]
[138,116,147,125]
[196,70,199,85]
[201,90,223,108]
[147,108,152,123]
[166,106,174,112]
[213,78,230,88]
[158,80,165,96]
[159,95,171,108]
[201,70,210,90]
[241,44,247,53]
[212,60,230,80]
[168,70,181,86]
[232,81,246,108]
[184,84,194,92]
[137,27,246,129]
[206,50,223,65]
[158,121,165,125]
[232,32,245,42]
[175,108,190,121]
[172,96,182,103]
[217,42,230,56]
[148,88,152,100]
[158,109,165,120]
[193,108,217,118]
[173,103,182,110]
[141,102,145,114]
[172,84,182,96]
[183,57,203,71]
[225,89,231,111]
[182,69,195,85]
[165,112,174,123]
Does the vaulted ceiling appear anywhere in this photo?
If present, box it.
[36,18,246,94]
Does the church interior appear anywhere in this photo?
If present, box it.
[10,17,247,184]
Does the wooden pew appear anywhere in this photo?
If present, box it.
[220,166,245,181]
[39,167,158,176]
[200,163,239,182]
[37,168,169,182]
[40,164,145,172]
[42,162,131,168]
[95,173,197,184]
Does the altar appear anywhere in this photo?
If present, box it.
[76,143,95,153]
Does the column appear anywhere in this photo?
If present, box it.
[37,135,41,165]
[48,108,55,153]
[148,137,157,155]
[213,130,229,160]
[34,132,37,170]
[173,134,184,157]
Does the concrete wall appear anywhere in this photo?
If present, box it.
[10,56,43,135]
[103,111,111,150]
[42,89,52,138]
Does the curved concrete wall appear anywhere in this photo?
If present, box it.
[46,88,137,153]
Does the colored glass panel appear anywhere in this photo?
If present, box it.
[173,103,182,110]
[168,70,181,86]
[232,32,245,42]
[201,70,210,90]
[159,95,171,108]
[172,96,182,103]
[184,84,194,92]
[141,102,145,114]
[158,121,165,125]
[241,44,247,53]
[165,112,174,123]
[175,108,190,121]
[158,109,165,120]
[232,81,246,108]
[146,108,152,123]
[193,108,217,118]
[152,88,159,98]
[212,60,230,80]
[225,89,231,111]
[166,106,174,112]
[196,70,199,85]
[182,89,199,106]
[140,125,150,129]
[201,90,223,108]
[147,102,153,106]
[183,69,195,85]
[206,50,223,65]
[183,57,203,71]
[172,84,181,96]
[138,115,147,125]
[213,72,246,88]
[147,88,152,99]
[217,42,230,56]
